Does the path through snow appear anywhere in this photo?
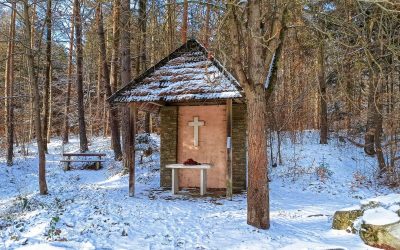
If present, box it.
[0,132,392,249]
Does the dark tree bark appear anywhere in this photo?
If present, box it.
[120,0,135,196]
[375,102,386,172]
[203,0,211,48]
[246,87,269,229]
[95,52,103,135]
[137,0,151,133]
[5,1,16,166]
[318,40,328,144]
[364,75,377,156]
[167,0,175,51]
[374,74,386,173]
[23,0,48,194]
[96,3,123,160]
[138,0,147,72]
[74,0,89,152]
[181,0,188,43]
[110,0,120,93]
[43,0,52,152]
[62,13,75,144]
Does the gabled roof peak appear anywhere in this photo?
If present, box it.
[109,39,243,103]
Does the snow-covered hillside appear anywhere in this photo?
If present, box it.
[0,132,395,249]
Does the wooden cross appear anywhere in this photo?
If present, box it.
[188,116,205,147]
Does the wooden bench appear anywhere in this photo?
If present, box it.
[61,153,106,171]
[166,163,212,196]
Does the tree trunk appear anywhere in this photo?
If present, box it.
[246,0,273,229]
[137,0,152,133]
[375,103,386,173]
[23,0,48,194]
[96,3,122,160]
[128,104,136,196]
[318,40,328,144]
[28,4,36,145]
[203,0,211,48]
[344,61,353,130]
[277,129,283,165]
[246,87,269,229]
[47,79,52,142]
[374,75,386,173]
[181,0,188,43]
[149,0,156,65]
[227,0,286,230]
[167,0,175,51]
[5,1,16,166]
[110,0,120,93]
[96,51,102,135]
[74,0,89,152]
[62,12,74,144]
[120,0,135,196]
[364,75,377,156]
[139,0,147,72]
[42,0,52,152]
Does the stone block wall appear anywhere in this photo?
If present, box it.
[232,104,247,192]
[160,106,178,187]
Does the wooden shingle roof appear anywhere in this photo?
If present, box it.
[108,39,243,103]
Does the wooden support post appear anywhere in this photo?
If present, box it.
[226,99,233,199]
[128,103,137,197]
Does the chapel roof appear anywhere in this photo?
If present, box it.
[108,39,243,103]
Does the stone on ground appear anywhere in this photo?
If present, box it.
[359,221,400,250]
[332,207,363,232]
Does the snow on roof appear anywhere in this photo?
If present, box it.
[109,39,243,103]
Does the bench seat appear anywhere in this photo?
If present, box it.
[62,153,106,157]
[60,159,105,162]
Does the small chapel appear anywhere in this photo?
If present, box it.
[109,39,247,195]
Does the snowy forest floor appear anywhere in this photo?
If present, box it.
[0,131,396,250]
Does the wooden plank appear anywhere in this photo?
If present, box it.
[226,99,233,199]
[149,101,165,107]
[62,153,106,157]
[128,103,137,197]
[60,160,105,162]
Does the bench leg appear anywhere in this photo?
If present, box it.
[64,162,70,171]
[63,156,71,171]
[96,162,100,170]
[171,168,179,195]
[200,169,207,196]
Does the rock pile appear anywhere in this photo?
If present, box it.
[332,194,400,250]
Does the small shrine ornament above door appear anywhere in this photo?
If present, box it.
[188,116,205,147]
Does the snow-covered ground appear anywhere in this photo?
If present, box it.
[0,131,395,249]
